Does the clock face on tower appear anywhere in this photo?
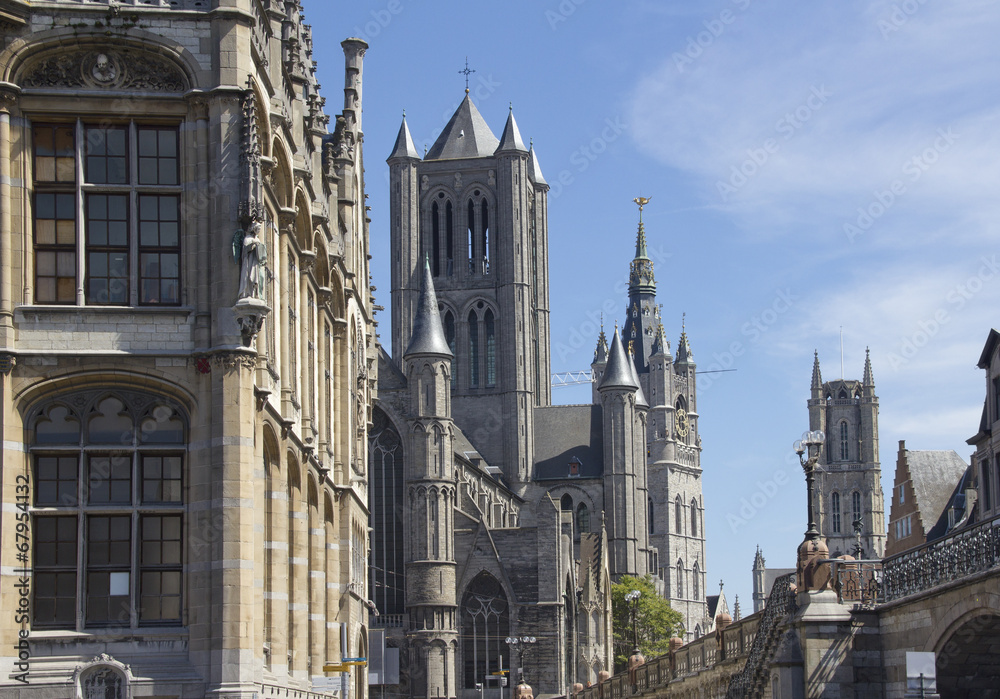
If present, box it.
[676,408,690,438]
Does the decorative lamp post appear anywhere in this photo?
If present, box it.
[506,635,536,698]
[794,430,831,592]
[625,590,645,685]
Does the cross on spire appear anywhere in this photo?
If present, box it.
[459,57,476,94]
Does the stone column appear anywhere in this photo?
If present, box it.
[0,87,19,343]
[209,352,259,698]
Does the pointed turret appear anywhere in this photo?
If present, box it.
[425,94,499,160]
[599,326,639,392]
[863,347,875,387]
[387,114,420,161]
[676,318,694,366]
[495,107,528,154]
[810,350,823,400]
[528,143,548,186]
[651,321,671,358]
[753,545,765,570]
[628,220,656,295]
[404,257,452,358]
[594,324,609,364]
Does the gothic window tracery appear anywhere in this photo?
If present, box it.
[368,409,405,615]
[851,491,862,526]
[462,572,510,688]
[82,666,125,699]
[690,498,699,536]
[840,421,849,461]
[674,495,683,534]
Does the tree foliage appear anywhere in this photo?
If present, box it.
[610,575,683,671]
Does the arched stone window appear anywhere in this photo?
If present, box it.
[852,491,862,526]
[368,409,405,616]
[446,201,454,275]
[676,560,684,598]
[484,309,496,387]
[576,502,590,536]
[840,421,849,461]
[648,498,655,534]
[690,497,699,537]
[692,562,700,600]
[831,492,842,533]
[466,200,476,271]
[30,390,186,631]
[481,199,490,272]
[674,495,683,534]
[560,493,573,511]
[431,201,441,276]
[75,655,133,699]
[468,310,479,387]
[462,572,510,688]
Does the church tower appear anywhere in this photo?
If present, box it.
[402,259,459,698]
[387,97,551,484]
[619,201,707,640]
[808,350,886,558]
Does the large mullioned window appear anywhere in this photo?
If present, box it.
[462,572,510,689]
[33,122,181,306]
[30,390,185,630]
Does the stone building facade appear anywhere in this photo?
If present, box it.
[807,351,886,558]
[0,2,375,698]
[370,95,709,699]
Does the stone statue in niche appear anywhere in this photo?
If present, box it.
[232,220,268,300]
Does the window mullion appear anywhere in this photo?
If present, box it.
[75,119,85,306]
[129,122,138,307]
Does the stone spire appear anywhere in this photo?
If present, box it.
[863,347,875,387]
[495,105,528,154]
[599,326,638,391]
[753,545,765,569]
[676,315,694,365]
[628,217,656,294]
[528,141,547,186]
[594,321,609,363]
[651,320,671,358]
[388,113,420,161]
[811,350,823,390]
[404,256,452,358]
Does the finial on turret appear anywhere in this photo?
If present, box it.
[459,57,476,94]
[633,195,651,223]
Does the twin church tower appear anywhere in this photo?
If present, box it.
[372,93,709,697]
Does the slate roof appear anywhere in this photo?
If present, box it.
[529,145,547,185]
[387,116,419,160]
[904,449,968,537]
[495,109,527,153]
[925,464,974,541]
[425,95,499,160]
[533,404,604,479]
[404,257,452,357]
[599,327,638,391]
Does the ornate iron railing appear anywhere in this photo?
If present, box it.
[725,572,795,698]
[882,513,1000,602]
[825,559,883,608]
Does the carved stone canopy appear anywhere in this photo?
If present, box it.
[20,48,187,92]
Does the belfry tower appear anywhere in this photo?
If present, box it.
[387,96,551,484]
[808,350,885,558]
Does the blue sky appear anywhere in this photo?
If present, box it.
[311,1,1000,612]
